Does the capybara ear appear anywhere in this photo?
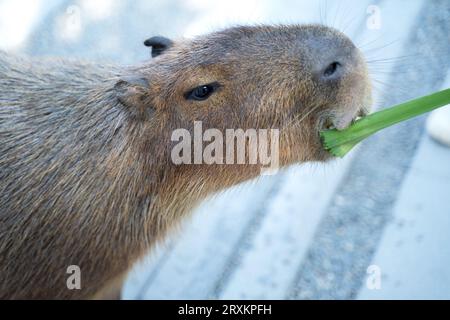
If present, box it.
[144,36,173,58]
[114,76,154,114]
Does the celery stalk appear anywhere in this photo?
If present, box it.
[320,88,450,157]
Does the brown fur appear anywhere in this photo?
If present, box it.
[0,24,371,299]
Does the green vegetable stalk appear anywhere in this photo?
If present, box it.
[320,88,450,157]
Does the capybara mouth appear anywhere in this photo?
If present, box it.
[319,107,369,132]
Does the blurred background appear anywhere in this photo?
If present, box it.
[1,0,449,299]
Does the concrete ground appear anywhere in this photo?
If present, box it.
[1,0,449,299]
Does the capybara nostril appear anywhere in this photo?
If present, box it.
[310,33,360,83]
[322,61,342,78]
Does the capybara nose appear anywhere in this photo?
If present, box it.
[320,60,344,80]
[317,53,355,82]
[311,37,359,82]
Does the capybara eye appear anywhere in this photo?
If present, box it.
[185,83,219,101]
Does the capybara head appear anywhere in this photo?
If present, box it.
[117,24,371,174]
